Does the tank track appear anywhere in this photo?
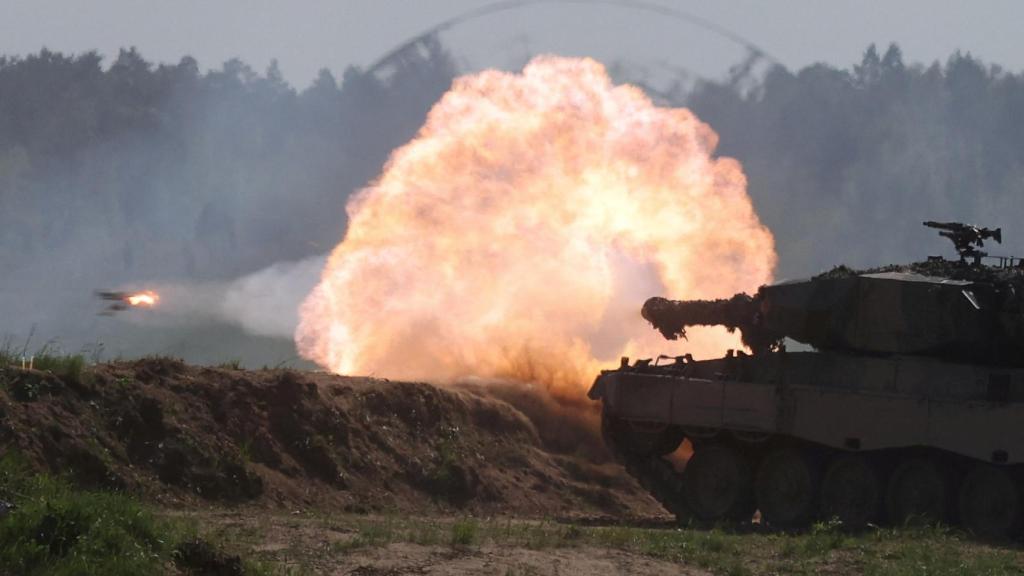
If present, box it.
[620,452,690,522]
[604,413,1024,539]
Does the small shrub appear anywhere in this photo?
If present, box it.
[218,359,243,370]
[423,432,478,505]
[779,538,799,558]
[450,518,478,547]
[239,440,253,463]
[408,521,443,546]
[335,518,398,551]
[174,538,245,575]
[803,518,845,555]
[698,529,731,553]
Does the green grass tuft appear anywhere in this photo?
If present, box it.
[0,453,267,575]
[450,518,478,547]
[0,341,88,389]
[32,353,86,386]
[0,454,188,575]
[217,359,244,370]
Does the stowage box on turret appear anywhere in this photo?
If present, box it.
[590,222,1024,538]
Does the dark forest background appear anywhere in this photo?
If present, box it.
[2,41,1023,360]
[0,42,455,286]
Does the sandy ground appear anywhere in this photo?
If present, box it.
[333,544,704,576]
[193,509,703,576]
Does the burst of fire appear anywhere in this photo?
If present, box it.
[297,56,775,394]
[127,291,159,307]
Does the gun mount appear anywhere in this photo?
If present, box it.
[924,220,1002,263]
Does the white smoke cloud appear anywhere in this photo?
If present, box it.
[217,255,326,337]
[116,255,326,341]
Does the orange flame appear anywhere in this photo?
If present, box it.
[297,56,775,393]
[127,291,159,307]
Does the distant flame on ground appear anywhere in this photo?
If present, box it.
[297,56,775,395]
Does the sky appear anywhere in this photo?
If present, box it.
[2,1,1023,88]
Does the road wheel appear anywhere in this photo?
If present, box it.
[886,458,948,526]
[682,443,754,523]
[756,448,818,528]
[820,454,881,529]
[958,465,1020,540]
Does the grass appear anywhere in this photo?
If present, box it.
[0,454,269,576]
[31,352,85,384]
[450,518,478,546]
[217,359,244,370]
[0,453,187,575]
[255,513,1024,576]
[1,341,89,393]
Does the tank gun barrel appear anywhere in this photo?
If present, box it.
[642,293,776,353]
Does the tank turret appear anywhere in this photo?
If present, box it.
[641,222,1024,365]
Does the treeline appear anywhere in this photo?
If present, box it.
[3,41,1024,351]
[4,43,1021,285]
[687,44,1024,277]
[0,44,455,286]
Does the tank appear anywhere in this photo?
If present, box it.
[590,222,1024,538]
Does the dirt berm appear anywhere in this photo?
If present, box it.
[0,358,664,518]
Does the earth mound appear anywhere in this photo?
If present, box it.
[0,359,663,519]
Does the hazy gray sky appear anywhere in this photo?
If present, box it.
[2,1,1023,87]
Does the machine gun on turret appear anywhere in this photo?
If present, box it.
[923,221,1002,264]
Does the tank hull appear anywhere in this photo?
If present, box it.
[592,351,1024,464]
[592,351,1024,537]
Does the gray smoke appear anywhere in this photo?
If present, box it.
[685,44,1024,280]
[111,254,325,338]
[216,254,327,338]
[0,45,456,365]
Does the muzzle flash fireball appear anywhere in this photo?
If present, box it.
[296,56,776,393]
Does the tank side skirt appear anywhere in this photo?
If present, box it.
[601,356,1024,463]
